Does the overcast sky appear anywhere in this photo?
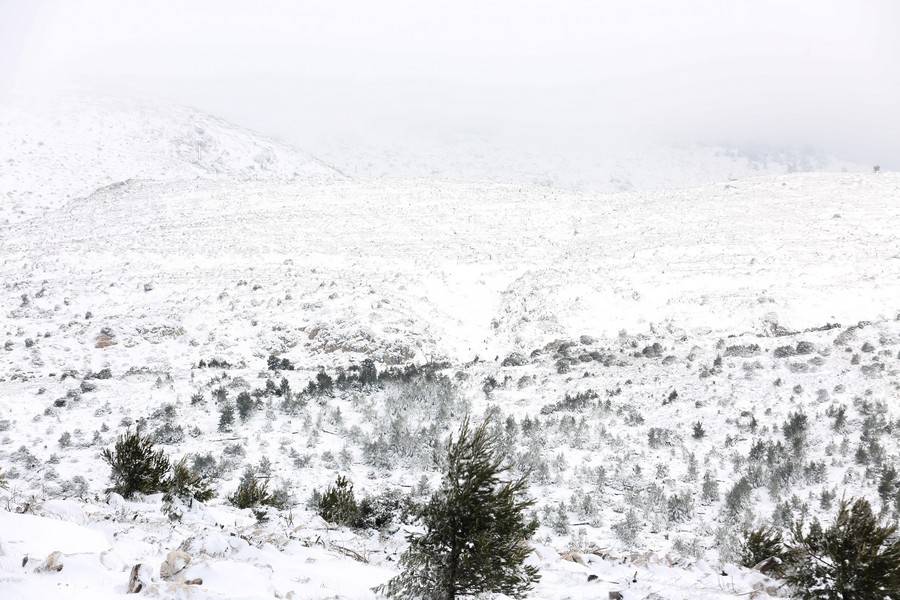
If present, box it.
[2,0,899,167]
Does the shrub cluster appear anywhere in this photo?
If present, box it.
[741,498,900,599]
[102,430,214,502]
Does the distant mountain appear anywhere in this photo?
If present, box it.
[307,131,862,192]
[0,95,342,225]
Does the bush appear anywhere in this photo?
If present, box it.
[229,466,282,512]
[236,391,256,422]
[692,421,706,439]
[353,489,417,530]
[702,471,720,503]
[164,458,214,505]
[739,526,787,575]
[101,430,170,498]
[267,354,294,371]
[667,491,695,524]
[782,411,809,454]
[379,417,539,599]
[218,402,235,432]
[316,475,359,526]
[725,477,753,515]
[786,498,900,599]
[613,508,641,546]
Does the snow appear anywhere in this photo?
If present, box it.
[0,510,109,556]
[0,96,897,599]
[0,94,342,225]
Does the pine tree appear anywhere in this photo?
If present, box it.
[317,475,359,526]
[163,458,214,506]
[229,466,277,510]
[379,417,539,600]
[787,497,900,599]
[236,391,255,422]
[218,402,235,432]
[101,430,170,498]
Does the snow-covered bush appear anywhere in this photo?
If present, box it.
[101,430,170,498]
[786,498,900,599]
[164,458,214,505]
[315,475,358,526]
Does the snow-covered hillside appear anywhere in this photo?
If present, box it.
[1,99,899,600]
[0,95,342,225]
[309,131,861,192]
[2,172,897,368]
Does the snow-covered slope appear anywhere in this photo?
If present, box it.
[1,99,899,600]
[2,172,897,370]
[0,95,342,225]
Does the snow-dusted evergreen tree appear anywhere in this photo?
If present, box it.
[379,417,539,600]
[101,430,170,498]
[787,498,900,599]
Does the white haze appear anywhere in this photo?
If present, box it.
[2,0,899,171]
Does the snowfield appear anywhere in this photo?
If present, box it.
[1,98,899,599]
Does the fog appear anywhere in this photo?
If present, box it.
[3,0,899,170]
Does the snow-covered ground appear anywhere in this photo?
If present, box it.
[1,97,899,599]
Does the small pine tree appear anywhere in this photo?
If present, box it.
[379,417,539,599]
[218,402,235,432]
[787,497,900,599]
[229,466,279,511]
[612,508,641,546]
[878,465,897,507]
[164,458,214,506]
[692,421,706,439]
[702,471,720,503]
[317,475,359,526]
[101,430,170,498]
[236,391,255,422]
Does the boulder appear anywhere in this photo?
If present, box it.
[160,550,192,580]
[128,563,154,593]
[752,555,783,576]
[34,550,63,573]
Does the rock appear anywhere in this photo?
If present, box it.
[773,345,795,358]
[34,550,63,573]
[587,574,598,582]
[107,492,127,510]
[641,342,663,358]
[95,332,117,348]
[579,334,597,345]
[609,592,624,600]
[128,563,153,593]
[80,380,97,393]
[724,343,761,357]
[160,550,192,580]
[752,555,783,576]
[184,578,203,586]
[501,352,527,367]
[87,368,112,380]
[560,551,586,565]
[143,283,154,292]
[795,340,815,355]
